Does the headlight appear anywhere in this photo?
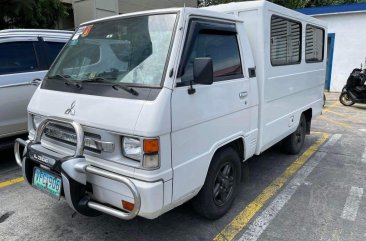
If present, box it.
[122,137,160,169]
[32,115,44,130]
[122,137,142,161]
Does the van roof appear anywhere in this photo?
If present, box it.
[81,7,243,26]
[0,29,73,39]
[205,1,327,27]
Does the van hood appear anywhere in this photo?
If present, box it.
[28,89,145,135]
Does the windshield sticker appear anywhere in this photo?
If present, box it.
[89,72,96,79]
[71,27,85,40]
[82,25,93,37]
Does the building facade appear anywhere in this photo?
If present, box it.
[62,0,197,28]
[297,3,366,92]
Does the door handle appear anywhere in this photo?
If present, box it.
[30,78,42,86]
[239,91,248,99]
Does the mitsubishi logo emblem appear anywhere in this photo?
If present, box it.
[65,101,76,115]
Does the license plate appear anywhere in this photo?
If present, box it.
[32,167,62,199]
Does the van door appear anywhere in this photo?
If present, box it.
[0,40,47,137]
[170,19,252,201]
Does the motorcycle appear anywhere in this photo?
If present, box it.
[339,65,366,106]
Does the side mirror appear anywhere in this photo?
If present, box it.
[193,57,213,85]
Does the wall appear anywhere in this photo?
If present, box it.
[67,0,197,27]
[73,0,119,26]
[118,0,197,14]
[315,12,366,92]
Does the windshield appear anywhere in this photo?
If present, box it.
[47,13,177,87]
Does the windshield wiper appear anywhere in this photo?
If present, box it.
[112,83,139,96]
[47,74,82,89]
[81,77,139,96]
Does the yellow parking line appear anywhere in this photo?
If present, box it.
[213,132,330,241]
[325,110,362,123]
[0,177,24,189]
[311,131,323,135]
[344,106,366,115]
[320,115,353,129]
[323,101,340,112]
[325,101,366,116]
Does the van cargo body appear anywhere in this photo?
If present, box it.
[206,2,326,154]
[15,1,327,220]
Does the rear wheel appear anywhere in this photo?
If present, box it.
[192,147,241,219]
[282,114,306,155]
[339,92,355,106]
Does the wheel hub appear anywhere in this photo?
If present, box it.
[213,163,235,206]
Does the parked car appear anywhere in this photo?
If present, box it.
[15,1,326,221]
[0,29,72,139]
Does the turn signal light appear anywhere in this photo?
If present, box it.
[143,139,159,153]
[122,200,135,211]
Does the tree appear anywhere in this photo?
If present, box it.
[198,0,366,8]
[0,0,67,29]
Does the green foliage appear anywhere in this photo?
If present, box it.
[0,0,67,29]
[198,0,366,8]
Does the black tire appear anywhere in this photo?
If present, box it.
[339,92,355,106]
[282,114,306,155]
[192,147,241,219]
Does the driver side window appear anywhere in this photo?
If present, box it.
[180,26,243,84]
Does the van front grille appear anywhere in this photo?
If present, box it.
[44,123,102,153]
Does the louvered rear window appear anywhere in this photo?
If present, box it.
[271,15,302,66]
[305,25,325,63]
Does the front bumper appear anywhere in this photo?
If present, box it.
[14,117,163,220]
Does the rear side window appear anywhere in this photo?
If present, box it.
[0,42,38,75]
[181,31,242,83]
[305,25,325,63]
[45,42,65,67]
[271,15,301,66]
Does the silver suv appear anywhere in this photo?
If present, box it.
[0,29,72,138]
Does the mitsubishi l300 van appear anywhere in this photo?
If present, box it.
[15,1,326,220]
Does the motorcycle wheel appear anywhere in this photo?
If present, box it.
[339,92,355,106]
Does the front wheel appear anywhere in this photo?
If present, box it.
[339,92,355,106]
[192,147,241,219]
[282,114,306,155]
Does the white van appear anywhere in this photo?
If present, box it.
[0,29,72,139]
[15,1,326,220]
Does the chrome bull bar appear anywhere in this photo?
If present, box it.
[14,138,28,167]
[35,118,85,157]
[85,166,141,220]
[14,117,141,220]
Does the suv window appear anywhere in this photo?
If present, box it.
[181,32,242,83]
[271,15,301,66]
[305,25,325,63]
[0,41,38,75]
[45,42,65,67]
